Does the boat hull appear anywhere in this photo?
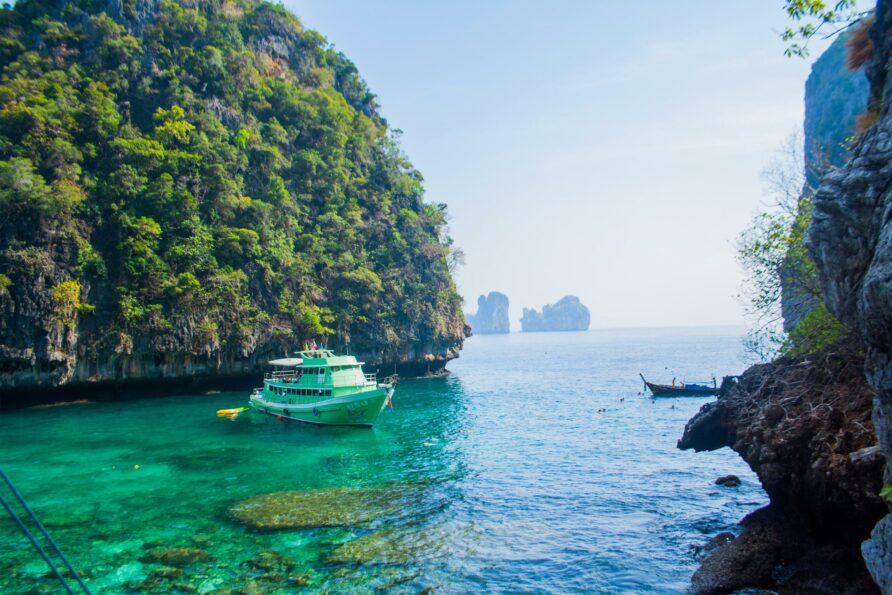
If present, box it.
[249,387,393,427]
[645,382,718,397]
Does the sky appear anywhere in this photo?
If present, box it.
[284,0,840,329]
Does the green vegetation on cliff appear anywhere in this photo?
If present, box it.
[738,28,868,361]
[0,0,466,385]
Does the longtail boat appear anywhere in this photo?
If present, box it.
[249,350,396,427]
[639,373,719,397]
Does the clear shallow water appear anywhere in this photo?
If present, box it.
[0,327,767,593]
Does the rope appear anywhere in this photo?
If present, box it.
[0,493,74,594]
[0,468,91,594]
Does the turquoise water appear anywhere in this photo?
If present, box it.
[0,327,767,593]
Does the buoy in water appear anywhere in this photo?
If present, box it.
[277,415,284,421]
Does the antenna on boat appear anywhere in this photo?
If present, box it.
[0,467,91,593]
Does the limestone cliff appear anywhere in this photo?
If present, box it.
[808,3,892,589]
[0,0,467,407]
[520,296,590,332]
[803,31,869,184]
[465,291,510,334]
[782,31,869,331]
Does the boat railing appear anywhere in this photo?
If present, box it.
[265,371,296,381]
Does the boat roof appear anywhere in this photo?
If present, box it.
[268,357,303,367]
[294,350,364,367]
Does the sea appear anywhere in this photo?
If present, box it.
[0,326,768,594]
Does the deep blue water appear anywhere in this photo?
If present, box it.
[0,326,766,593]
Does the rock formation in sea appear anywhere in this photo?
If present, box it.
[683,6,892,593]
[520,296,590,332]
[465,292,510,334]
[0,1,468,406]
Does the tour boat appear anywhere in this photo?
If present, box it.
[249,350,395,427]
[639,373,719,397]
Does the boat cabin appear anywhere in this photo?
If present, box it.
[263,350,377,404]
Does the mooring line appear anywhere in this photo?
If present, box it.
[0,468,91,594]
[0,492,74,594]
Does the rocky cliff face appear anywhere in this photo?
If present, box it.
[803,31,869,184]
[520,296,590,332]
[465,292,510,334]
[807,2,892,590]
[782,33,869,332]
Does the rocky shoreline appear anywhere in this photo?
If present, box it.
[0,349,457,411]
[679,344,885,593]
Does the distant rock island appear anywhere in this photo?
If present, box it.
[466,292,510,334]
[521,296,590,332]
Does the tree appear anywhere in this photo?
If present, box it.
[737,131,847,361]
[782,0,869,57]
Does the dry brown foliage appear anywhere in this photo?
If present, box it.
[846,18,874,71]
[855,109,880,135]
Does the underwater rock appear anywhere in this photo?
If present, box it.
[244,550,295,572]
[150,567,184,580]
[520,296,590,332]
[126,563,197,594]
[326,530,412,565]
[289,572,312,587]
[714,475,741,488]
[229,485,418,530]
[140,547,213,567]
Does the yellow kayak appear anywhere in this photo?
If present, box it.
[217,407,249,416]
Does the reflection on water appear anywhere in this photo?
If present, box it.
[0,327,766,593]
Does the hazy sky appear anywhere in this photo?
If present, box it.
[285,0,839,329]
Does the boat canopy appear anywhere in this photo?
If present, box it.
[268,357,303,367]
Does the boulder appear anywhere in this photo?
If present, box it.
[714,475,741,488]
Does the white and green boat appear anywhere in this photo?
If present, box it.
[249,350,395,427]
